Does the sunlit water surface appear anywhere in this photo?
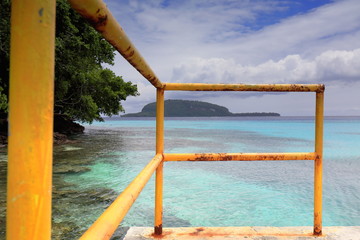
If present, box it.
[0,116,359,239]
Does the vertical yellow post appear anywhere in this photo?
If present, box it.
[314,91,324,235]
[7,1,55,240]
[155,88,164,235]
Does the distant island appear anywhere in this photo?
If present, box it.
[122,100,280,117]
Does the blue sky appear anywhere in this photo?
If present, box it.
[103,0,360,116]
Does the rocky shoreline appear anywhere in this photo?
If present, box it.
[0,136,128,240]
[0,114,85,146]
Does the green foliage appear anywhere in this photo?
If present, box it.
[54,0,138,123]
[0,0,139,123]
[123,99,280,117]
[124,99,232,117]
[0,0,10,114]
[0,86,8,112]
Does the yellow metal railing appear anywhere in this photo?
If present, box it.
[7,1,55,240]
[6,0,324,240]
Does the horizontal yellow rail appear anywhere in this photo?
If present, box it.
[68,0,164,88]
[164,83,325,92]
[79,154,163,240]
[164,152,317,162]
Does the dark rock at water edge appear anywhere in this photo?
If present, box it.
[53,164,91,174]
[0,118,7,146]
[54,114,84,135]
[53,132,79,145]
[0,114,85,145]
[53,132,68,144]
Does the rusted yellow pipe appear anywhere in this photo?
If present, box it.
[164,83,324,92]
[156,89,165,154]
[79,154,163,240]
[314,92,324,235]
[164,152,317,162]
[155,88,165,235]
[67,0,163,88]
[7,1,56,239]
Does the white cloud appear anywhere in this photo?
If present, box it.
[104,0,360,115]
[110,0,289,42]
[171,48,360,84]
[225,0,360,64]
[113,0,360,61]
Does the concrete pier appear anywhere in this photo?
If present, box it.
[123,226,360,240]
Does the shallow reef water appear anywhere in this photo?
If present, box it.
[0,116,359,239]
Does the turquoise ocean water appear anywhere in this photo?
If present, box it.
[1,116,360,239]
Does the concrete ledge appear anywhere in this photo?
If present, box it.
[123,226,360,240]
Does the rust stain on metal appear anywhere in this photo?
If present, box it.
[205,153,234,161]
[192,153,210,161]
[148,76,159,86]
[313,220,322,236]
[190,153,287,161]
[75,8,108,30]
[164,152,317,162]
[154,224,163,236]
[218,153,234,161]
[314,228,322,236]
[154,228,316,238]
[318,84,325,93]
[314,230,322,236]
[164,83,325,92]
[119,45,135,59]
[188,227,205,236]
[92,8,108,28]
[151,229,175,239]
[123,49,135,58]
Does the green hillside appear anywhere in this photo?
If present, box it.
[122,99,280,117]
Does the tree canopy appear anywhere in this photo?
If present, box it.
[0,0,138,124]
